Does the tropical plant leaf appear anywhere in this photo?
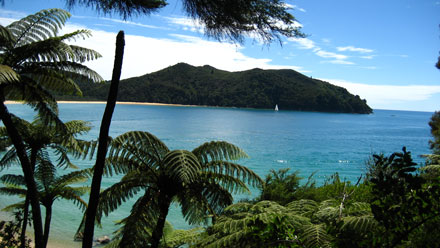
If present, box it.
[301,224,332,248]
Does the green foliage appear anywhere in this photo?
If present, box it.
[194,201,309,248]
[429,111,440,154]
[0,8,102,130]
[59,63,373,114]
[0,217,31,248]
[260,168,303,205]
[86,131,262,247]
[368,147,440,247]
[65,0,304,44]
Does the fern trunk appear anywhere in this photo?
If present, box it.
[0,97,44,248]
[82,31,125,248]
[150,192,173,248]
[20,194,30,248]
[43,204,52,248]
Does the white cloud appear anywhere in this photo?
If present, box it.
[288,37,316,49]
[98,17,166,30]
[315,50,348,60]
[360,55,375,59]
[337,46,373,53]
[323,60,355,65]
[164,16,204,33]
[66,26,307,79]
[323,78,440,111]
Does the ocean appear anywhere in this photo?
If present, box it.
[0,103,434,247]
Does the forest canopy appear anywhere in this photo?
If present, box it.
[59,63,373,114]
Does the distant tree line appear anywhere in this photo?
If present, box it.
[59,63,373,114]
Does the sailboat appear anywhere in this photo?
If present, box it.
[275,104,279,111]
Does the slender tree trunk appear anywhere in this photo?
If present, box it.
[20,146,38,248]
[82,31,125,248]
[43,204,52,248]
[150,192,172,248]
[0,96,44,248]
[20,194,30,248]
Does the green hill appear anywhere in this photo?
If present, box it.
[62,63,372,114]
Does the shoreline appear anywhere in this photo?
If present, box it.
[4,100,199,108]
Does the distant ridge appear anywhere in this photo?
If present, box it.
[63,63,373,114]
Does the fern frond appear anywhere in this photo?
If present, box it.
[192,141,248,164]
[0,64,20,84]
[0,147,19,170]
[301,224,332,248]
[340,215,377,234]
[57,187,88,211]
[7,8,71,46]
[97,177,145,218]
[286,199,319,218]
[203,161,263,188]
[162,150,201,184]
[201,171,250,194]
[110,131,169,158]
[2,202,25,212]
[118,189,159,247]
[0,187,27,196]
[0,174,26,186]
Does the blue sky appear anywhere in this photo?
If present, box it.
[0,0,439,111]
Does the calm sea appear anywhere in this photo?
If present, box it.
[0,103,434,247]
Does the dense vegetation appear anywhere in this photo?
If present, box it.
[60,63,373,114]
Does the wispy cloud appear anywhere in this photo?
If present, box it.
[315,50,348,60]
[323,60,355,65]
[337,46,374,53]
[288,37,316,50]
[282,3,306,12]
[360,55,375,59]
[289,37,355,64]
[165,16,204,33]
[99,17,167,30]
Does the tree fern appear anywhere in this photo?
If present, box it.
[91,131,262,248]
[301,224,332,248]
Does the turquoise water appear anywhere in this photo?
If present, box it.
[0,103,434,247]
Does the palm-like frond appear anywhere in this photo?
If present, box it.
[162,150,201,185]
[96,176,146,219]
[2,201,25,212]
[179,182,233,224]
[286,199,319,218]
[0,25,15,50]
[340,215,377,235]
[0,147,19,170]
[199,200,311,248]
[7,8,71,46]
[201,171,250,194]
[109,131,169,160]
[0,186,27,196]
[192,141,248,164]
[0,64,20,84]
[118,189,159,248]
[301,224,332,248]
[57,187,89,211]
[203,161,263,188]
[0,174,26,187]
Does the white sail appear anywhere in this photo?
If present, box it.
[275,104,279,111]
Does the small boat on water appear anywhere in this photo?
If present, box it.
[275,104,279,111]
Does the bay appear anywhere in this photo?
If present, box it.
[0,103,434,247]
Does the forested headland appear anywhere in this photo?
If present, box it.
[58,63,373,114]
